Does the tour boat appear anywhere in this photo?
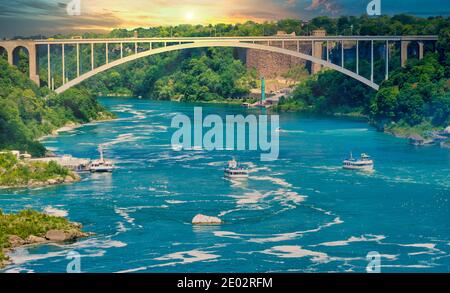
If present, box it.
[342,152,374,171]
[89,146,114,173]
[224,158,249,178]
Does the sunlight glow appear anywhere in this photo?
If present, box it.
[185,11,194,21]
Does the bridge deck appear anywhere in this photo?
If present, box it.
[0,35,439,93]
[27,35,439,45]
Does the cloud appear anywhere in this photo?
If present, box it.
[306,0,341,13]
[0,0,63,17]
[285,0,297,6]
[0,0,447,37]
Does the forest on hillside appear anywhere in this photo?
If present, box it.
[0,59,113,156]
[2,14,449,139]
[276,16,450,133]
[6,14,446,98]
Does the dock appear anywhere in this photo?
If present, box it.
[30,155,91,172]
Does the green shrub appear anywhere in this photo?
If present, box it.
[0,209,77,261]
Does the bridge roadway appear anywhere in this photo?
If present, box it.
[0,35,438,92]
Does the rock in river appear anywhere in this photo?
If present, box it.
[45,229,90,242]
[45,230,69,242]
[192,214,222,225]
[7,235,25,247]
[26,235,48,244]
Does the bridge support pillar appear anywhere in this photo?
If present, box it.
[311,42,323,74]
[311,29,326,74]
[418,41,424,60]
[7,48,13,65]
[27,44,40,86]
[401,41,410,67]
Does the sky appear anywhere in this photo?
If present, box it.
[0,0,448,38]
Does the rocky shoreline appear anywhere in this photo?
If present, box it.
[0,221,93,269]
[0,172,80,190]
[38,115,115,142]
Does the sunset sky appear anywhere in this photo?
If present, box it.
[0,0,448,37]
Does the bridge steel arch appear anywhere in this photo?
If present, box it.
[55,41,380,94]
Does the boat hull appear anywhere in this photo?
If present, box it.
[224,170,249,178]
[90,167,114,173]
[224,174,249,178]
[342,165,374,171]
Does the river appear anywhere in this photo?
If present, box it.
[1,97,449,273]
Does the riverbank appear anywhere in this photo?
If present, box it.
[0,209,92,269]
[2,97,449,272]
[1,106,116,190]
[272,104,449,145]
[0,152,81,189]
[383,122,450,145]
[38,113,116,142]
[383,122,440,138]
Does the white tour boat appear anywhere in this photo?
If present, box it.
[342,153,374,171]
[89,146,114,173]
[224,158,249,178]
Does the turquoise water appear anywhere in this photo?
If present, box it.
[1,97,449,273]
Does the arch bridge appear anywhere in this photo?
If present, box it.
[0,35,438,93]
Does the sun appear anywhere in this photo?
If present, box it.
[185,11,194,21]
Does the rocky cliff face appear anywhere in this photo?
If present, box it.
[235,40,314,79]
[236,46,310,79]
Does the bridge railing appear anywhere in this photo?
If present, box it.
[0,35,438,92]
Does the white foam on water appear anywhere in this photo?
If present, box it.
[116,221,128,232]
[262,245,329,263]
[213,212,343,244]
[43,206,68,217]
[4,267,34,273]
[249,176,292,188]
[247,215,343,244]
[7,238,126,267]
[398,243,437,250]
[102,133,136,148]
[154,125,168,131]
[207,161,225,167]
[381,264,432,269]
[309,165,342,172]
[165,200,186,204]
[233,190,267,205]
[273,189,307,205]
[114,207,135,225]
[116,266,148,273]
[393,242,442,257]
[70,238,127,249]
[316,234,386,247]
[250,232,299,243]
[213,231,248,240]
[281,130,305,133]
[321,128,369,134]
[151,249,220,267]
[244,162,271,173]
